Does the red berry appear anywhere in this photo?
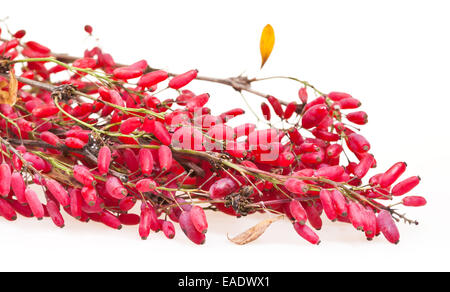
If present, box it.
[376,210,400,244]
[402,196,426,207]
[98,146,111,175]
[137,70,169,88]
[380,162,407,188]
[179,211,206,245]
[209,178,238,199]
[391,176,420,196]
[261,102,271,121]
[190,205,208,234]
[25,187,44,220]
[0,163,12,197]
[169,69,198,89]
[301,104,328,129]
[293,222,320,245]
[289,200,307,225]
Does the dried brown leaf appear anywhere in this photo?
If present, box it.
[228,215,283,245]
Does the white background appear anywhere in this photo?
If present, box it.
[1,0,449,272]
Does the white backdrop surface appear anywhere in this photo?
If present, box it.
[1,0,449,272]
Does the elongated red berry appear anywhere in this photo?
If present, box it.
[402,196,426,207]
[0,163,12,197]
[106,176,127,199]
[354,153,375,178]
[336,97,361,109]
[136,178,157,192]
[73,165,94,186]
[328,91,352,101]
[40,131,62,146]
[46,200,65,228]
[45,178,70,207]
[118,213,140,225]
[330,189,347,217]
[190,205,208,234]
[162,220,176,239]
[11,172,26,204]
[285,178,308,195]
[100,210,122,230]
[138,148,154,175]
[120,117,141,134]
[81,186,97,206]
[391,176,420,196]
[113,66,143,80]
[179,211,206,245]
[301,104,328,129]
[380,162,407,188]
[69,188,83,219]
[346,111,368,125]
[169,69,198,89]
[98,146,111,175]
[267,96,284,118]
[377,210,400,244]
[284,102,297,119]
[298,87,308,103]
[65,137,86,149]
[25,187,44,220]
[346,133,370,153]
[261,102,271,120]
[293,222,320,245]
[158,145,172,172]
[138,70,169,88]
[0,198,17,221]
[348,202,364,231]
[153,121,172,145]
[209,178,238,199]
[320,189,337,221]
[139,206,152,240]
[289,200,307,225]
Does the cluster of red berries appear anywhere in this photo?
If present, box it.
[0,25,426,245]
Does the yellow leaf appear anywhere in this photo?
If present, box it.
[259,24,275,69]
[0,69,18,106]
[227,215,283,245]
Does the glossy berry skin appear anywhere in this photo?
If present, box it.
[293,222,320,245]
[190,206,208,234]
[169,69,198,89]
[73,165,95,186]
[267,96,284,118]
[45,178,70,207]
[46,200,65,228]
[319,189,337,222]
[138,70,169,88]
[379,162,407,188]
[136,178,157,192]
[285,178,309,195]
[0,163,12,197]
[25,188,45,220]
[209,178,238,199]
[377,210,400,244]
[301,104,329,129]
[179,211,206,245]
[0,198,17,221]
[391,176,420,196]
[289,200,307,225]
[346,111,368,125]
[261,102,271,121]
[402,196,427,207]
[98,146,111,175]
[346,133,370,153]
[138,148,154,175]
